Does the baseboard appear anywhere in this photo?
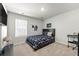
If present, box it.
[56,40,68,46]
[14,42,25,46]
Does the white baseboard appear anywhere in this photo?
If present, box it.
[14,42,25,46]
[56,40,68,46]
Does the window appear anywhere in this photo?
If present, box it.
[15,19,27,37]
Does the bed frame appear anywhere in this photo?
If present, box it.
[43,29,55,41]
[43,29,55,36]
[27,29,55,50]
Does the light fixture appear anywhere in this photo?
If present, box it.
[41,7,45,11]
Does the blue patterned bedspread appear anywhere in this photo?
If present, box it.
[26,35,54,49]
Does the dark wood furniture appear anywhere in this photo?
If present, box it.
[78,34,79,56]
[0,3,7,25]
[43,29,55,42]
[67,34,78,49]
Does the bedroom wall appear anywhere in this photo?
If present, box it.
[43,9,79,45]
[7,12,43,45]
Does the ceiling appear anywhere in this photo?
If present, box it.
[4,3,79,20]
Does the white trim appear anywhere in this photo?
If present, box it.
[56,40,68,46]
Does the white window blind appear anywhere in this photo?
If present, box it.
[15,19,27,37]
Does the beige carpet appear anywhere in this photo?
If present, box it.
[13,42,77,56]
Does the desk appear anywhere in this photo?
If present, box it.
[67,35,78,48]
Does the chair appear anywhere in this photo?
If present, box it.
[72,40,78,50]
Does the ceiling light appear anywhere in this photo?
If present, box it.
[41,7,45,11]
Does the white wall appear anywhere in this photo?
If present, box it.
[8,9,79,45]
[7,12,43,45]
[44,9,79,45]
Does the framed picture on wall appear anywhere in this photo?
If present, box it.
[32,25,34,28]
[47,23,51,28]
[32,25,38,31]
[34,25,38,31]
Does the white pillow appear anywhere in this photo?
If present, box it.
[47,32,52,36]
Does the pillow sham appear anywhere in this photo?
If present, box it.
[47,32,52,36]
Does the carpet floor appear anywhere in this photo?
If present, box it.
[13,42,77,56]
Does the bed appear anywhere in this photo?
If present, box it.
[26,29,55,50]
